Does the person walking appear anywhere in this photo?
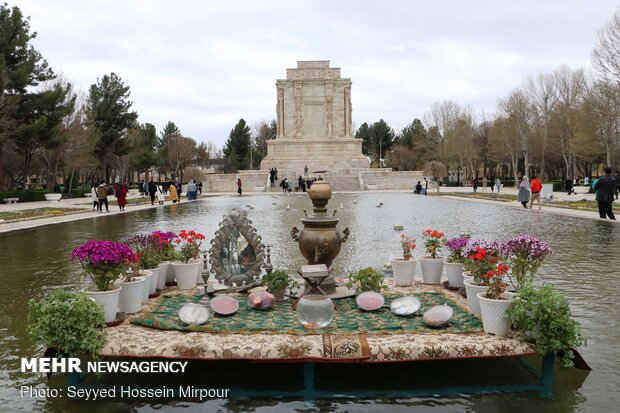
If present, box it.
[518,176,530,208]
[148,179,157,205]
[117,182,128,211]
[530,175,542,211]
[565,177,573,196]
[237,177,242,196]
[472,178,478,192]
[490,176,495,192]
[593,167,616,220]
[157,183,166,205]
[90,184,99,211]
[187,179,197,201]
[169,183,179,203]
[482,176,488,191]
[97,181,109,212]
[495,177,502,193]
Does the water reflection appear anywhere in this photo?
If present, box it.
[0,193,617,412]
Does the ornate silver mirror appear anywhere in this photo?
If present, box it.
[208,208,265,287]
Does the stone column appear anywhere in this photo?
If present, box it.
[326,80,333,138]
[343,86,351,137]
[276,87,284,138]
[294,80,302,138]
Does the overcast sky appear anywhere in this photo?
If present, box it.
[15,0,620,148]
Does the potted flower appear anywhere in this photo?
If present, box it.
[390,234,417,286]
[152,231,176,288]
[445,236,470,287]
[501,235,553,290]
[476,262,514,336]
[508,284,585,367]
[262,270,292,301]
[171,229,205,290]
[461,239,503,318]
[28,289,106,357]
[125,233,165,297]
[116,253,150,314]
[419,229,446,284]
[71,240,134,323]
[346,267,386,294]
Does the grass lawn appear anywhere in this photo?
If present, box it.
[0,207,88,221]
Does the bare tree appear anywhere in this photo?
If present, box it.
[424,160,447,192]
[551,66,588,179]
[524,73,557,179]
[592,8,620,82]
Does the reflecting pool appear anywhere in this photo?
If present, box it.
[0,193,618,412]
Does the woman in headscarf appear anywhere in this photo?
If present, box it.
[518,175,530,208]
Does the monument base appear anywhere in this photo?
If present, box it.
[261,138,370,174]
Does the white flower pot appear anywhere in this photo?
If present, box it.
[463,279,488,318]
[190,258,205,285]
[420,257,444,284]
[172,261,200,290]
[477,292,514,336]
[445,262,465,287]
[135,270,153,303]
[148,267,160,295]
[165,260,176,283]
[157,261,171,290]
[463,272,474,284]
[118,276,147,314]
[390,259,416,286]
[85,286,121,323]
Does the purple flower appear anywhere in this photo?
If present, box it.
[501,235,553,286]
[501,235,553,259]
[71,240,135,266]
[446,237,470,253]
[461,239,503,257]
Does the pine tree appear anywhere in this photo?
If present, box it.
[86,72,138,181]
[222,119,251,171]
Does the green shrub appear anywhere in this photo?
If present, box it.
[507,284,585,367]
[0,190,47,202]
[28,289,106,357]
[347,267,385,293]
[262,270,291,292]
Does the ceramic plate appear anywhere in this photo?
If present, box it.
[390,296,421,316]
[210,295,239,315]
[356,291,385,311]
[178,303,209,324]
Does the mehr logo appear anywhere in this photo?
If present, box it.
[21,358,82,373]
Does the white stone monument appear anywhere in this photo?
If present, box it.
[260,61,369,173]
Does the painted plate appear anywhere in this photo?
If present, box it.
[210,295,239,316]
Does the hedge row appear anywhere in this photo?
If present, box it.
[0,187,92,203]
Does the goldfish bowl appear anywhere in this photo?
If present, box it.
[296,295,334,329]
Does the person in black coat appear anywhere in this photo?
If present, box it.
[148,179,157,205]
[565,178,573,195]
[593,167,616,220]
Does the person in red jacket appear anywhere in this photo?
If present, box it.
[529,175,543,211]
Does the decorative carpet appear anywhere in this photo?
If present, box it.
[130,292,482,335]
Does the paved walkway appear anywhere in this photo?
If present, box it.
[1,185,618,233]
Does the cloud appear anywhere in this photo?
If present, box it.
[14,0,620,147]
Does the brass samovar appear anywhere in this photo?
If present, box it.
[291,181,349,293]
